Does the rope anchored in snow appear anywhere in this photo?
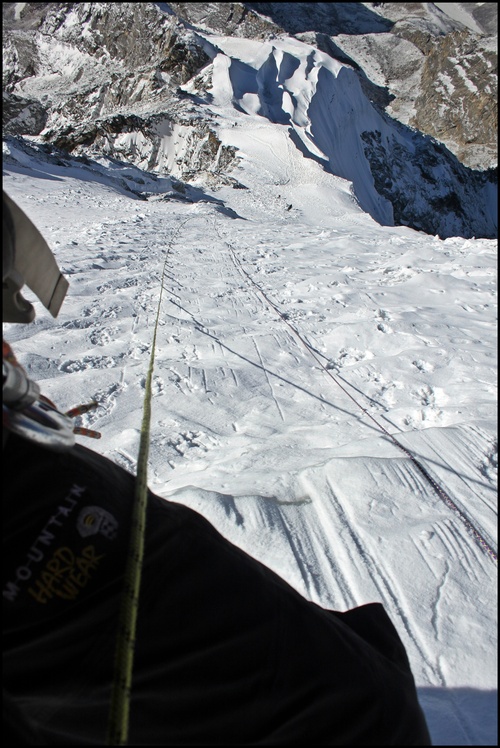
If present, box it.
[214,224,497,565]
[400,449,497,563]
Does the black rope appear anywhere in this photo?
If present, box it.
[215,223,497,564]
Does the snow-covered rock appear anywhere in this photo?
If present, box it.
[2,2,497,238]
[247,2,498,169]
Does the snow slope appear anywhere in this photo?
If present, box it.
[2,19,497,748]
[4,131,497,744]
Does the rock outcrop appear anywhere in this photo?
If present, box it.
[2,2,245,191]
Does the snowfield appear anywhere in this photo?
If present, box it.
[4,135,497,744]
[2,15,497,744]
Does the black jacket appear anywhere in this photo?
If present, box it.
[3,432,431,745]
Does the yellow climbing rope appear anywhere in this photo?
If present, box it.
[106,253,170,745]
[106,217,194,745]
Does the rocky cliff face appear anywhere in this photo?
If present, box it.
[2,2,497,239]
[409,28,497,169]
[2,2,241,184]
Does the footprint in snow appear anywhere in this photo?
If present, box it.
[86,382,125,422]
[412,359,434,373]
[377,322,392,333]
[89,327,112,346]
[139,375,165,395]
[330,347,374,369]
[375,309,392,332]
[59,355,116,373]
[63,318,94,330]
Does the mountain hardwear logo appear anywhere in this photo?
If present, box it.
[77,506,118,539]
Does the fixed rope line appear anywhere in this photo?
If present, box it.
[106,216,195,746]
[216,223,497,565]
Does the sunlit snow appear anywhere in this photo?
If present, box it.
[3,17,497,746]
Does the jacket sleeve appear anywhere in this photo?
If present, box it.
[3,433,431,745]
[3,690,47,745]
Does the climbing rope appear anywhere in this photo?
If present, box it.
[215,224,497,565]
[106,216,195,746]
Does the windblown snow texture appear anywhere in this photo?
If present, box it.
[2,3,498,746]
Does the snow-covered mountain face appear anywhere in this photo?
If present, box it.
[244,2,498,169]
[2,2,498,239]
[2,9,498,742]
